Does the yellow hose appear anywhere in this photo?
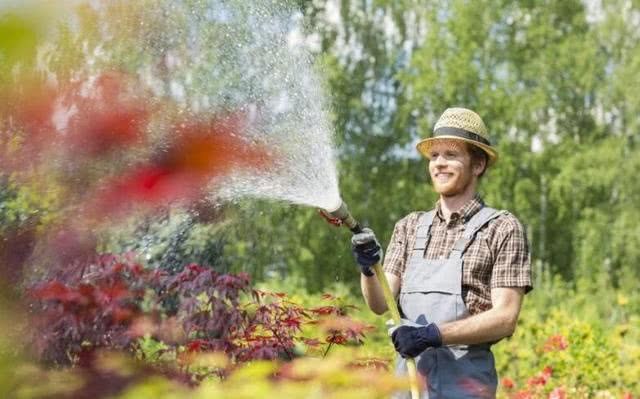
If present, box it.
[372,263,421,399]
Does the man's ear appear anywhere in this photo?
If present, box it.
[472,158,486,177]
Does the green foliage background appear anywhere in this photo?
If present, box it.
[212,0,640,293]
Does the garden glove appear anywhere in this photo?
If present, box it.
[351,227,382,277]
[391,323,442,358]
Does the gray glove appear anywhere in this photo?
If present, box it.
[351,227,383,277]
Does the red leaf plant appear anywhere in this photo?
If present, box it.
[309,294,374,358]
[28,255,150,365]
[236,290,310,362]
[26,255,379,386]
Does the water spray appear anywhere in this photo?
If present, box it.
[319,199,421,399]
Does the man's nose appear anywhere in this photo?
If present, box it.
[432,154,447,166]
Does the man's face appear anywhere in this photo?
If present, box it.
[427,140,477,197]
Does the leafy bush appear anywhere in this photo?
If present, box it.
[494,274,639,399]
[22,255,385,395]
[28,254,150,365]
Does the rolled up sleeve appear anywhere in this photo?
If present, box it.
[490,215,533,293]
[383,213,420,278]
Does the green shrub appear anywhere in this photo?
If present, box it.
[495,273,639,398]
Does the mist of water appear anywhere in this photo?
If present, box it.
[136,0,342,211]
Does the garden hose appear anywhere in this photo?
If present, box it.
[320,200,421,399]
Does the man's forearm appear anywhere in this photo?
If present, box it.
[439,287,525,345]
[360,271,401,315]
[360,274,388,314]
[439,308,517,345]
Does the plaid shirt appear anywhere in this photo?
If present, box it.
[383,195,532,315]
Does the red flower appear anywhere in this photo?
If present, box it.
[527,366,552,387]
[501,377,515,389]
[543,335,569,352]
[514,390,534,399]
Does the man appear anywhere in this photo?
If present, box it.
[352,108,532,399]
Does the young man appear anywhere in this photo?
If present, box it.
[352,108,532,398]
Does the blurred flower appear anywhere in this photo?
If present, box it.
[549,386,567,399]
[543,334,569,352]
[60,71,150,157]
[86,112,274,219]
[501,376,515,389]
[514,390,534,399]
[527,365,552,387]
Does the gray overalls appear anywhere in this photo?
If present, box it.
[395,206,505,399]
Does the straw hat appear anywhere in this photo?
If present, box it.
[416,107,498,166]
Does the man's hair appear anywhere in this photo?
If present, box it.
[466,143,488,178]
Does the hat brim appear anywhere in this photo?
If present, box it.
[416,136,498,167]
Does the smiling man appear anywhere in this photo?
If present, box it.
[352,108,532,398]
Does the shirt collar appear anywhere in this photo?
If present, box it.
[435,194,484,223]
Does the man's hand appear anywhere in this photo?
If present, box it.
[391,324,442,358]
[351,227,383,277]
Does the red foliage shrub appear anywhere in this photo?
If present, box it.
[28,255,152,365]
[26,255,373,374]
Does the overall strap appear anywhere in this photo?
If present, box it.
[413,211,436,250]
[449,207,506,260]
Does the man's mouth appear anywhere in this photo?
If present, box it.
[435,172,453,182]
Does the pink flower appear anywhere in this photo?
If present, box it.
[548,386,566,399]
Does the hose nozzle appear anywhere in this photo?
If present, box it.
[319,200,363,234]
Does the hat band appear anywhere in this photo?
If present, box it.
[434,127,491,146]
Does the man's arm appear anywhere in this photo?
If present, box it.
[439,287,525,345]
[356,215,412,315]
[360,272,401,315]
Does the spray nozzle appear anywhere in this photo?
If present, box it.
[318,209,343,227]
[318,200,363,234]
